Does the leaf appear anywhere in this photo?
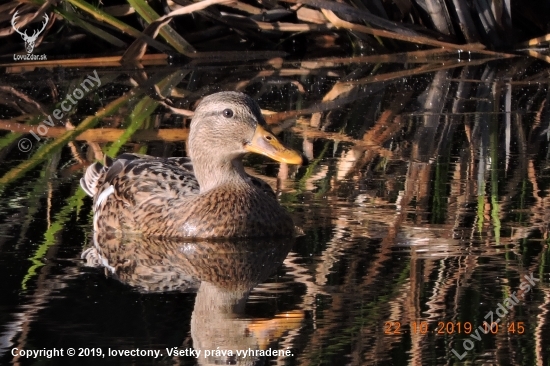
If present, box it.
[126,0,196,55]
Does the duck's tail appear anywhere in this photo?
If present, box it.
[80,155,113,197]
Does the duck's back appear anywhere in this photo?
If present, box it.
[82,154,198,233]
[81,154,294,238]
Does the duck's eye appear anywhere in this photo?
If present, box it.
[222,109,234,118]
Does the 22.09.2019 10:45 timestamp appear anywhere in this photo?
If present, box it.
[384,321,525,335]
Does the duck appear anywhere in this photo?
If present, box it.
[80,91,303,238]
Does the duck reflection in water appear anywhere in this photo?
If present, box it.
[82,231,302,365]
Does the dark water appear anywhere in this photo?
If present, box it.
[1,58,550,365]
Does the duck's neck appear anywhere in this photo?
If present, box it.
[191,153,249,193]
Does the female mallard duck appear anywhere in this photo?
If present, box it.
[80,91,302,238]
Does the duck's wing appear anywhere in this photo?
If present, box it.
[114,153,194,173]
[81,154,200,210]
[112,153,276,198]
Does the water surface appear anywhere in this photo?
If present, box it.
[0,57,549,365]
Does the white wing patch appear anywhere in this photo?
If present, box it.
[95,185,115,210]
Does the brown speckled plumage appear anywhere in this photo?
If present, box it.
[81,92,301,238]
[82,231,293,292]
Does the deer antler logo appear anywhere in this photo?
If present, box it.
[11,11,49,54]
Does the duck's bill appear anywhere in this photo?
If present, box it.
[245,125,303,165]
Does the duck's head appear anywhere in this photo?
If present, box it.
[189,92,302,190]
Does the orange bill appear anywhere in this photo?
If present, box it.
[244,125,303,165]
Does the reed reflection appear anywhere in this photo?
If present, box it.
[82,231,300,365]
